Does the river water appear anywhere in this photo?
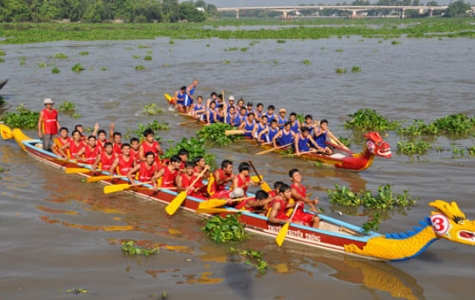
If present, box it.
[1,34,475,299]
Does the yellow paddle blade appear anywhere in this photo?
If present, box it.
[225,130,244,136]
[251,175,263,183]
[276,222,290,247]
[65,168,91,174]
[196,208,238,214]
[165,192,188,215]
[0,124,13,140]
[104,183,131,194]
[260,181,272,193]
[86,175,113,183]
[198,199,228,209]
[164,93,172,102]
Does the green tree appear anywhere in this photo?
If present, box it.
[445,0,471,17]
[426,1,439,6]
[178,1,206,22]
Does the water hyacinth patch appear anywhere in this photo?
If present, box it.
[345,108,401,131]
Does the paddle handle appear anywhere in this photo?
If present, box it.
[188,167,208,193]
[256,143,291,155]
[248,160,261,181]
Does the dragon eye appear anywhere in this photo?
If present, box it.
[459,220,465,225]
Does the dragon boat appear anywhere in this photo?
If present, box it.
[0,79,8,91]
[165,94,392,172]
[2,124,474,261]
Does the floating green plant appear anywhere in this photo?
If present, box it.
[168,40,175,45]
[51,67,60,74]
[19,57,25,66]
[391,40,401,45]
[132,55,141,59]
[302,59,311,65]
[225,47,238,51]
[79,51,89,55]
[197,123,242,146]
[37,61,47,68]
[223,60,231,64]
[202,214,247,243]
[58,101,75,112]
[144,55,152,61]
[276,40,286,43]
[135,65,145,70]
[336,68,347,74]
[362,212,381,234]
[345,108,401,131]
[397,141,432,155]
[54,53,68,59]
[71,63,85,72]
[141,103,163,115]
[100,66,107,71]
[351,66,361,72]
[0,58,4,63]
[0,104,39,129]
[121,241,158,256]
[240,47,249,52]
[229,247,269,275]
[335,48,344,52]
[0,50,5,56]
[137,43,151,49]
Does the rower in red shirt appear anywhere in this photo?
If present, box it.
[193,156,210,197]
[92,142,117,174]
[207,159,234,198]
[289,168,320,228]
[152,155,181,190]
[235,190,272,212]
[139,129,164,165]
[96,129,108,152]
[109,122,122,155]
[75,135,100,165]
[52,127,71,158]
[127,151,158,184]
[129,137,141,164]
[109,143,135,176]
[58,130,85,159]
[232,162,260,196]
[176,161,204,198]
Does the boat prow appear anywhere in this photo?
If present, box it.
[0,79,8,91]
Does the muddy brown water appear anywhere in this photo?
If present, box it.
[1,36,475,299]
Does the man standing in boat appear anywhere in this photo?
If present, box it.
[38,98,60,152]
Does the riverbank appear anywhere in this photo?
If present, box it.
[1,17,475,44]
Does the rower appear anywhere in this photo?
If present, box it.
[233,107,247,128]
[178,148,189,170]
[289,112,300,134]
[238,112,255,139]
[206,101,218,124]
[232,162,260,196]
[52,127,71,157]
[255,103,264,122]
[152,155,181,191]
[207,159,234,198]
[216,103,225,123]
[193,156,210,197]
[272,121,295,148]
[289,168,320,228]
[129,137,140,163]
[225,106,237,126]
[246,102,254,115]
[59,129,85,159]
[38,98,60,152]
[96,129,108,151]
[277,108,287,128]
[206,92,218,108]
[110,143,135,176]
[127,151,159,184]
[92,142,116,174]
[74,124,87,140]
[175,86,187,113]
[185,79,198,113]
[139,128,164,164]
[294,127,319,156]
[235,190,273,213]
[190,95,206,121]
[314,119,341,155]
[236,98,245,111]
[268,181,284,198]
[109,122,122,155]
[227,95,237,112]
[265,105,277,125]
[75,135,100,165]
[176,161,204,198]
[253,115,269,142]
[301,114,318,137]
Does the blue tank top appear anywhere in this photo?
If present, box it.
[177,91,186,105]
[290,121,299,133]
[277,115,287,126]
[306,125,314,136]
[244,120,255,138]
[188,86,195,95]
[193,103,203,112]
[216,109,224,122]
[266,113,275,124]
[234,115,246,128]
[226,113,235,125]
[268,127,279,142]
[297,135,310,152]
[278,129,293,146]
[207,108,216,123]
[256,123,267,141]
[315,130,327,148]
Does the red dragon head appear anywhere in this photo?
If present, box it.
[363,132,392,159]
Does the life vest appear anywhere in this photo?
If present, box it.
[117,155,134,175]
[84,145,100,165]
[42,108,58,135]
[100,152,116,171]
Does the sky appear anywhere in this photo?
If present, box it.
[202,0,461,7]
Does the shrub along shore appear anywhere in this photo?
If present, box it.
[1,17,475,45]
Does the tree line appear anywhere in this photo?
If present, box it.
[0,0,218,23]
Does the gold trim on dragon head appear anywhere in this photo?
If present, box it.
[363,132,392,159]
[429,200,475,246]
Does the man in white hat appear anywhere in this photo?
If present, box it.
[37,98,60,151]
[227,95,236,113]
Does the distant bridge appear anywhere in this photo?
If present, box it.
[217,5,474,19]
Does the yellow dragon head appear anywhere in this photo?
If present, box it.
[429,200,475,246]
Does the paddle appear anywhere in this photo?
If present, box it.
[177,120,199,126]
[225,130,244,136]
[65,168,91,174]
[86,175,123,183]
[256,143,291,155]
[0,124,13,140]
[104,181,152,194]
[197,197,248,210]
[285,151,312,157]
[276,202,301,247]
[196,207,240,214]
[248,160,272,192]
[165,167,208,216]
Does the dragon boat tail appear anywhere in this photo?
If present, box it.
[2,125,474,261]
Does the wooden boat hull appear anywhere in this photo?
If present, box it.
[4,127,381,260]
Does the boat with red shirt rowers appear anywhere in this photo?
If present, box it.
[2,124,475,261]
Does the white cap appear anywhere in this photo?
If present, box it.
[228,95,235,101]
[229,187,244,198]
[43,98,54,105]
